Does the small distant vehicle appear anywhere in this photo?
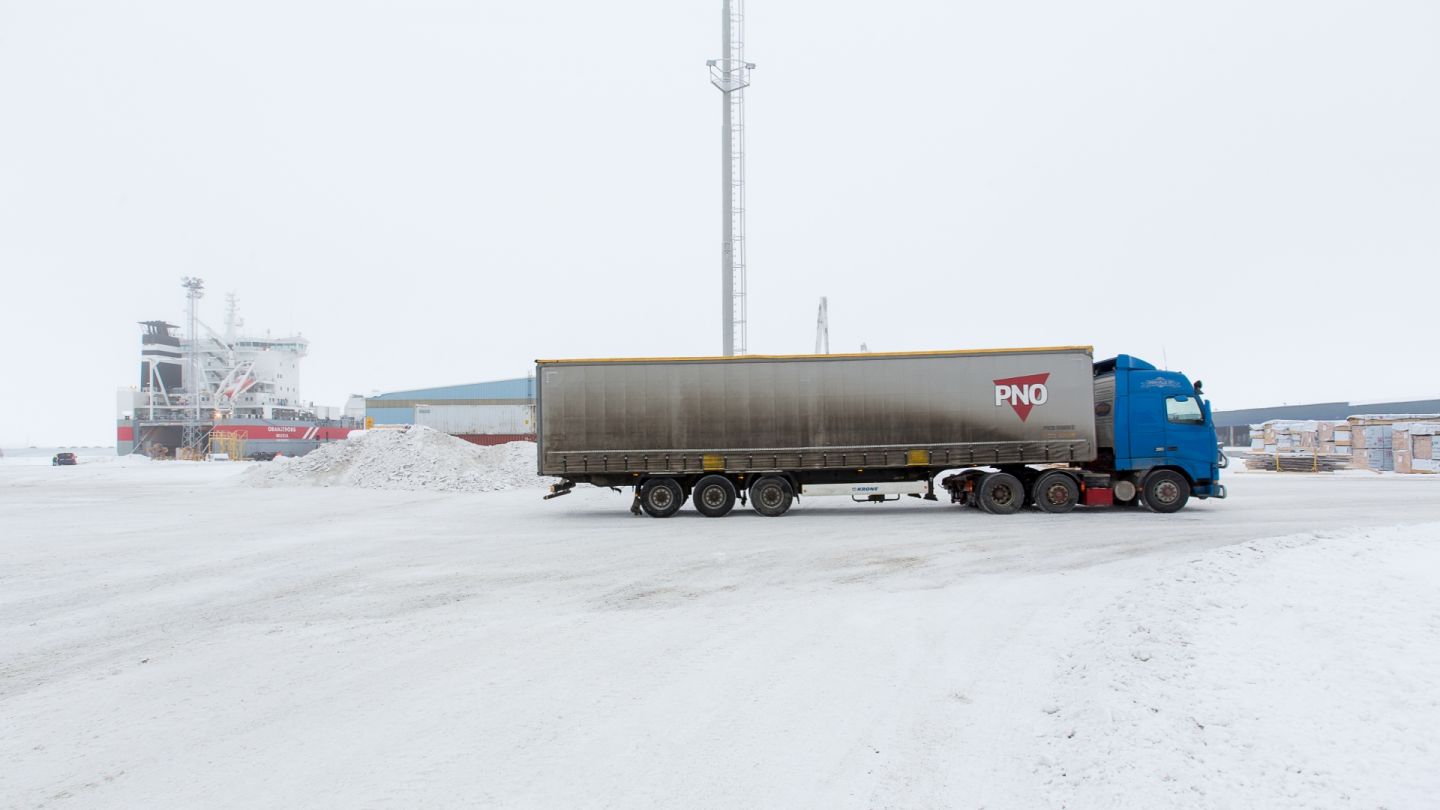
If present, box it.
[52,452,78,466]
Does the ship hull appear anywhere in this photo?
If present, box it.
[118,419,355,458]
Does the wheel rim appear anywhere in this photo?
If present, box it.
[702,486,727,509]
[1154,481,1179,505]
[649,487,674,510]
[991,483,1015,506]
[758,485,783,508]
[1045,483,1069,506]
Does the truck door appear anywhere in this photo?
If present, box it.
[1163,394,1213,479]
[1122,374,1168,468]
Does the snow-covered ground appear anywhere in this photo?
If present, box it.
[3,458,1439,808]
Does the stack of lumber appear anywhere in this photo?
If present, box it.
[1243,452,1352,472]
[1393,422,1440,474]
[1348,414,1440,472]
[1247,415,1440,473]
[1245,420,1352,472]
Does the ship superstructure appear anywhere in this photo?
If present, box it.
[118,281,357,458]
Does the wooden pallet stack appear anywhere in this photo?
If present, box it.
[1244,420,1352,472]
[1393,422,1440,474]
[1243,452,1352,472]
[1348,415,1440,472]
[1245,415,1440,473]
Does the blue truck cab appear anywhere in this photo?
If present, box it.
[1091,355,1226,510]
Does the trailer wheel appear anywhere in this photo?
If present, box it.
[977,472,1024,515]
[750,476,794,517]
[1142,470,1190,513]
[639,477,684,518]
[693,475,737,517]
[1033,471,1079,513]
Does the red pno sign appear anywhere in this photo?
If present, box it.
[993,373,1051,422]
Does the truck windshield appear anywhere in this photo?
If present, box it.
[1165,396,1205,425]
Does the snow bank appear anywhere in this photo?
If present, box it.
[244,426,552,492]
[112,453,156,467]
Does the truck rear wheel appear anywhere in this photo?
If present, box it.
[693,475,737,517]
[1033,471,1079,513]
[977,472,1024,515]
[639,477,684,518]
[750,476,794,517]
[1142,470,1190,513]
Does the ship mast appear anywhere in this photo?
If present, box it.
[224,292,243,347]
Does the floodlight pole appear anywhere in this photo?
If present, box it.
[181,277,206,453]
[709,0,754,356]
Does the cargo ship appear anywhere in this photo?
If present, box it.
[117,282,360,458]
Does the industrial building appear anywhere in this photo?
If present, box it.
[365,378,535,445]
[1212,398,1440,447]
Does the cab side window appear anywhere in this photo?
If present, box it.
[1166,395,1204,425]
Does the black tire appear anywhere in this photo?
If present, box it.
[1142,470,1191,513]
[693,475,738,517]
[750,476,794,517]
[1033,471,1079,514]
[639,477,684,518]
[977,472,1024,515]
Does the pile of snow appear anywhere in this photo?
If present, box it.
[244,426,552,492]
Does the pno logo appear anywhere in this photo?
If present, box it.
[994,373,1050,422]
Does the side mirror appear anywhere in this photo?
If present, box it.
[1193,380,1205,396]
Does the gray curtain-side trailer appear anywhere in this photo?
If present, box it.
[533,345,1178,517]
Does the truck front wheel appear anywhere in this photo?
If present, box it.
[693,475,738,517]
[1142,470,1190,513]
[977,472,1024,515]
[639,478,684,518]
[750,476,794,517]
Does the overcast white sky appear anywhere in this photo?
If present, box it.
[2,0,1437,446]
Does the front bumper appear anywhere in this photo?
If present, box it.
[1195,482,1227,499]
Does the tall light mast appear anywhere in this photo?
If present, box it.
[709,0,754,356]
[181,276,206,453]
[815,296,829,354]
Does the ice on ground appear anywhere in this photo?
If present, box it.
[244,426,552,492]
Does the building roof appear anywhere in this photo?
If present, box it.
[1213,399,1440,428]
[369,377,534,402]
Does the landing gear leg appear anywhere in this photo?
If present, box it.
[630,487,642,516]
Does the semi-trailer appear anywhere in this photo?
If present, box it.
[535,346,1225,517]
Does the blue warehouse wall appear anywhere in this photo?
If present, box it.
[366,407,415,425]
[365,377,536,427]
[369,377,535,402]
